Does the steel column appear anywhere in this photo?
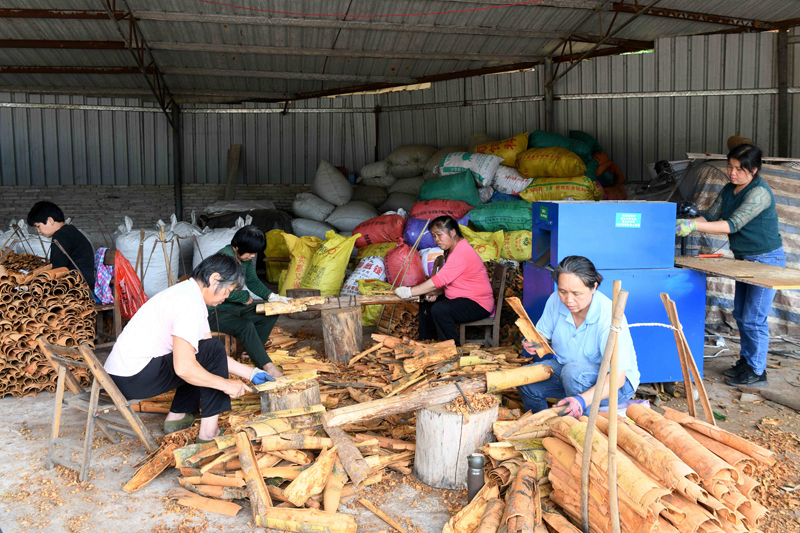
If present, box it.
[778,29,790,157]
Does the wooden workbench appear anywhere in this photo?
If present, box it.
[675,256,800,290]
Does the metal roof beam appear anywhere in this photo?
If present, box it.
[611,2,774,29]
[0,86,288,102]
[0,9,123,19]
[0,39,125,49]
[0,65,149,74]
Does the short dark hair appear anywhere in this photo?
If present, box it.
[230,225,266,254]
[727,143,762,175]
[27,201,65,226]
[192,253,246,293]
[429,215,464,238]
[552,255,603,289]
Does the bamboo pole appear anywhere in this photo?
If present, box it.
[580,287,629,533]
[607,280,622,533]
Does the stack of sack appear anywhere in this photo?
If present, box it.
[568,130,628,200]
[274,230,360,297]
[115,216,182,299]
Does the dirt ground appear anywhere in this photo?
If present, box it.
[0,318,798,533]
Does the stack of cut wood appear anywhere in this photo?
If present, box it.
[0,265,95,397]
[376,302,419,339]
[541,404,771,533]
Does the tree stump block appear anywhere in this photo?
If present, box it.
[413,402,499,490]
[286,289,322,320]
[260,379,321,414]
[321,307,362,364]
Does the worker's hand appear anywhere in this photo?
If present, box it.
[263,362,284,378]
[556,396,586,418]
[675,219,697,237]
[394,286,413,299]
[249,367,275,385]
[222,379,249,399]
[425,293,438,302]
[521,340,542,356]
[245,296,254,305]
[268,293,291,304]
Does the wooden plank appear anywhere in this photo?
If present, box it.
[675,256,800,290]
[224,143,242,200]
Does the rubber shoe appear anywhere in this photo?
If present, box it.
[163,413,195,435]
[725,366,767,387]
[722,357,748,378]
[196,429,226,445]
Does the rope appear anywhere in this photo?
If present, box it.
[628,322,679,331]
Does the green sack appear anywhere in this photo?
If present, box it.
[597,171,616,187]
[568,130,603,154]
[584,158,599,181]
[528,130,592,162]
[468,200,533,232]
[418,170,482,207]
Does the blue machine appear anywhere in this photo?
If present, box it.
[523,201,706,384]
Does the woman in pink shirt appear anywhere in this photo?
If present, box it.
[394,216,494,345]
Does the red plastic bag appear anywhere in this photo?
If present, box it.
[353,214,407,248]
[115,251,148,320]
[385,240,427,287]
[409,199,472,220]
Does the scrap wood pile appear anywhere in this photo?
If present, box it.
[463,402,775,533]
[375,301,419,339]
[0,264,95,398]
[483,262,525,348]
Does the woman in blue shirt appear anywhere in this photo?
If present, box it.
[517,256,640,418]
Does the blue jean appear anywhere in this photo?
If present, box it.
[517,358,635,414]
[733,246,785,375]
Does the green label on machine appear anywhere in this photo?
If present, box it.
[615,213,641,228]
[539,206,549,221]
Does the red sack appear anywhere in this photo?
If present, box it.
[410,199,472,220]
[385,240,427,287]
[353,215,407,248]
[115,251,148,320]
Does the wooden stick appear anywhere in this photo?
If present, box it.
[580,288,629,533]
[358,497,409,533]
[607,280,622,533]
[158,224,175,287]
[348,342,384,367]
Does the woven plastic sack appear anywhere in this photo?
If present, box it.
[501,231,532,261]
[325,201,379,232]
[468,133,494,152]
[264,229,290,284]
[474,133,529,167]
[584,158,600,181]
[354,214,407,248]
[491,190,518,203]
[293,192,335,222]
[358,279,394,326]
[493,166,533,196]
[341,256,387,296]
[419,170,482,207]
[528,130,592,162]
[358,161,396,189]
[410,199,473,220]
[403,215,469,250]
[352,185,388,208]
[300,231,360,296]
[419,246,444,277]
[388,176,425,196]
[516,147,587,179]
[115,216,180,298]
[115,250,148,320]
[313,159,352,206]
[356,241,398,260]
[378,192,416,214]
[568,130,603,154]
[423,146,466,181]
[385,240,427,287]
[439,153,502,187]
[478,186,494,204]
[519,176,602,203]
[291,218,337,240]
[279,234,323,296]
[386,145,438,179]
[460,226,504,262]
[468,200,533,232]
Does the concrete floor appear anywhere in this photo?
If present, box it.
[1,319,799,532]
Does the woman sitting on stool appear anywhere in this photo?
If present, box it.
[517,256,640,418]
[393,215,494,346]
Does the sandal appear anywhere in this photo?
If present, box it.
[163,413,196,435]
[196,428,226,445]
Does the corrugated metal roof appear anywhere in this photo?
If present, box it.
[1,0,799,102]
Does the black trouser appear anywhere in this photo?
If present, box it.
[208,303,278,368]
[418,296,491,346]
[111,338,231,418]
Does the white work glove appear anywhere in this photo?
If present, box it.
[268,293,291,304]
[394,286,413,299]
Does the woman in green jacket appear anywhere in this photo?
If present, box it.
[676,144,784,387]
[209,225,289,379]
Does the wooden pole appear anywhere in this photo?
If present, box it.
[158,224,175,287]
[580,288,628,533]
[607,280,621,533]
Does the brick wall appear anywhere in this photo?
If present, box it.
[0,183,310,248]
